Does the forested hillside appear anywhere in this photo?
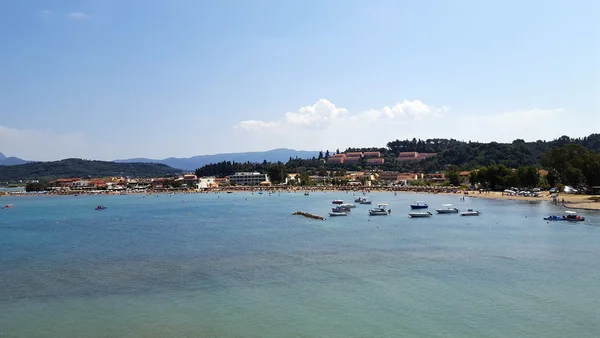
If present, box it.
[195,134,600,177]
[0,159,182,182]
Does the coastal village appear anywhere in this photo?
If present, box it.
[6,151,464,193]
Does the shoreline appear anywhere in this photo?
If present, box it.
[3,186,599,211]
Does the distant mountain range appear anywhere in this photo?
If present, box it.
[0,149,320,171]
[115,148,320,171]
[0,152,29,166]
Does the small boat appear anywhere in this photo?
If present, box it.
[340,203,356,209]
[544,211,585,222]
[436,204,459,214]
[410,201,428,209]
[461,209,480,216]
[332,200,344,205]
[409,211,432,218]
[95,205,107,211]
[355,197,372,204]
[304,192,309,196]
[1,204,13,209]
[369,204,390,216]
[329,211,348,217]
[332,206,351,212]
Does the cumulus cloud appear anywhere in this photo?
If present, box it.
[232,99,585,151]
[68,12,89,20]
[235,99,442,132]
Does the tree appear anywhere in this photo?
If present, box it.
[325,150,330,159]
[516,166,540,188]
[25,182,47,192]
[446,165,460,186]
[268,164,287,184]
[299,172,311,186]
[318,151,323,160]
[541,144,600,187]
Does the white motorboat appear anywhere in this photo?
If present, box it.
[329,211,348,217]
[461,209,481,216]
[409,211,432,218]
[369,204,390,216]
[436,204,459,214]
[340,203,356,209]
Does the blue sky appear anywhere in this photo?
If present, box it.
[1,0,598,160]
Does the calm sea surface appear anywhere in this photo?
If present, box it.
[1,192,599,337]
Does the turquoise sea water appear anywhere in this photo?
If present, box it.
[1,192,599,337]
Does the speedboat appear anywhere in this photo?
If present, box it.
[329,210,348,217]
[436,204,459,214]
[95,205,107,211]
[409,211,432,218]
[332,200,344,204]
[369,204,390,216]
[340,203,356,209]
[332,206,351,213]
[544,210,585,222]
[410,201,428,209]
[355,197,372,204]
[460,209,480,216]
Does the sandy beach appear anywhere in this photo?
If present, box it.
[4,185,600,211]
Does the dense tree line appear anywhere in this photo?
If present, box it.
[0,159,181,182]
[469,165,542,190]
[388,134,600,170]
[541,144,600,187]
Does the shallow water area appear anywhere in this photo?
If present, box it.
[1,192,599,337]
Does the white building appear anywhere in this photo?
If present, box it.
[71,180,89,189]
[197,177,216,189]
[229,172,270,186]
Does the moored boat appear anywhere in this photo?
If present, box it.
[410,201,428,209]
[332,200,344,204]
[340,203,356,209]
[369,204,390,216]
[409,211,432,218]
[460,209,480,216]
[436,204,459,214]
[329,211,348,217]
[355,197,372,204]
[332,206,351,213]
[95,205,107,211]
[544,210,585,222]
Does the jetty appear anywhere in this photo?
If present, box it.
[292,211,325,220]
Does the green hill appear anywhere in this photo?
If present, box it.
[0,158,182,182]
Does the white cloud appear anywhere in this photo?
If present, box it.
[232,99,588,151]
[68,12,89,20]
[235,99,441,132]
